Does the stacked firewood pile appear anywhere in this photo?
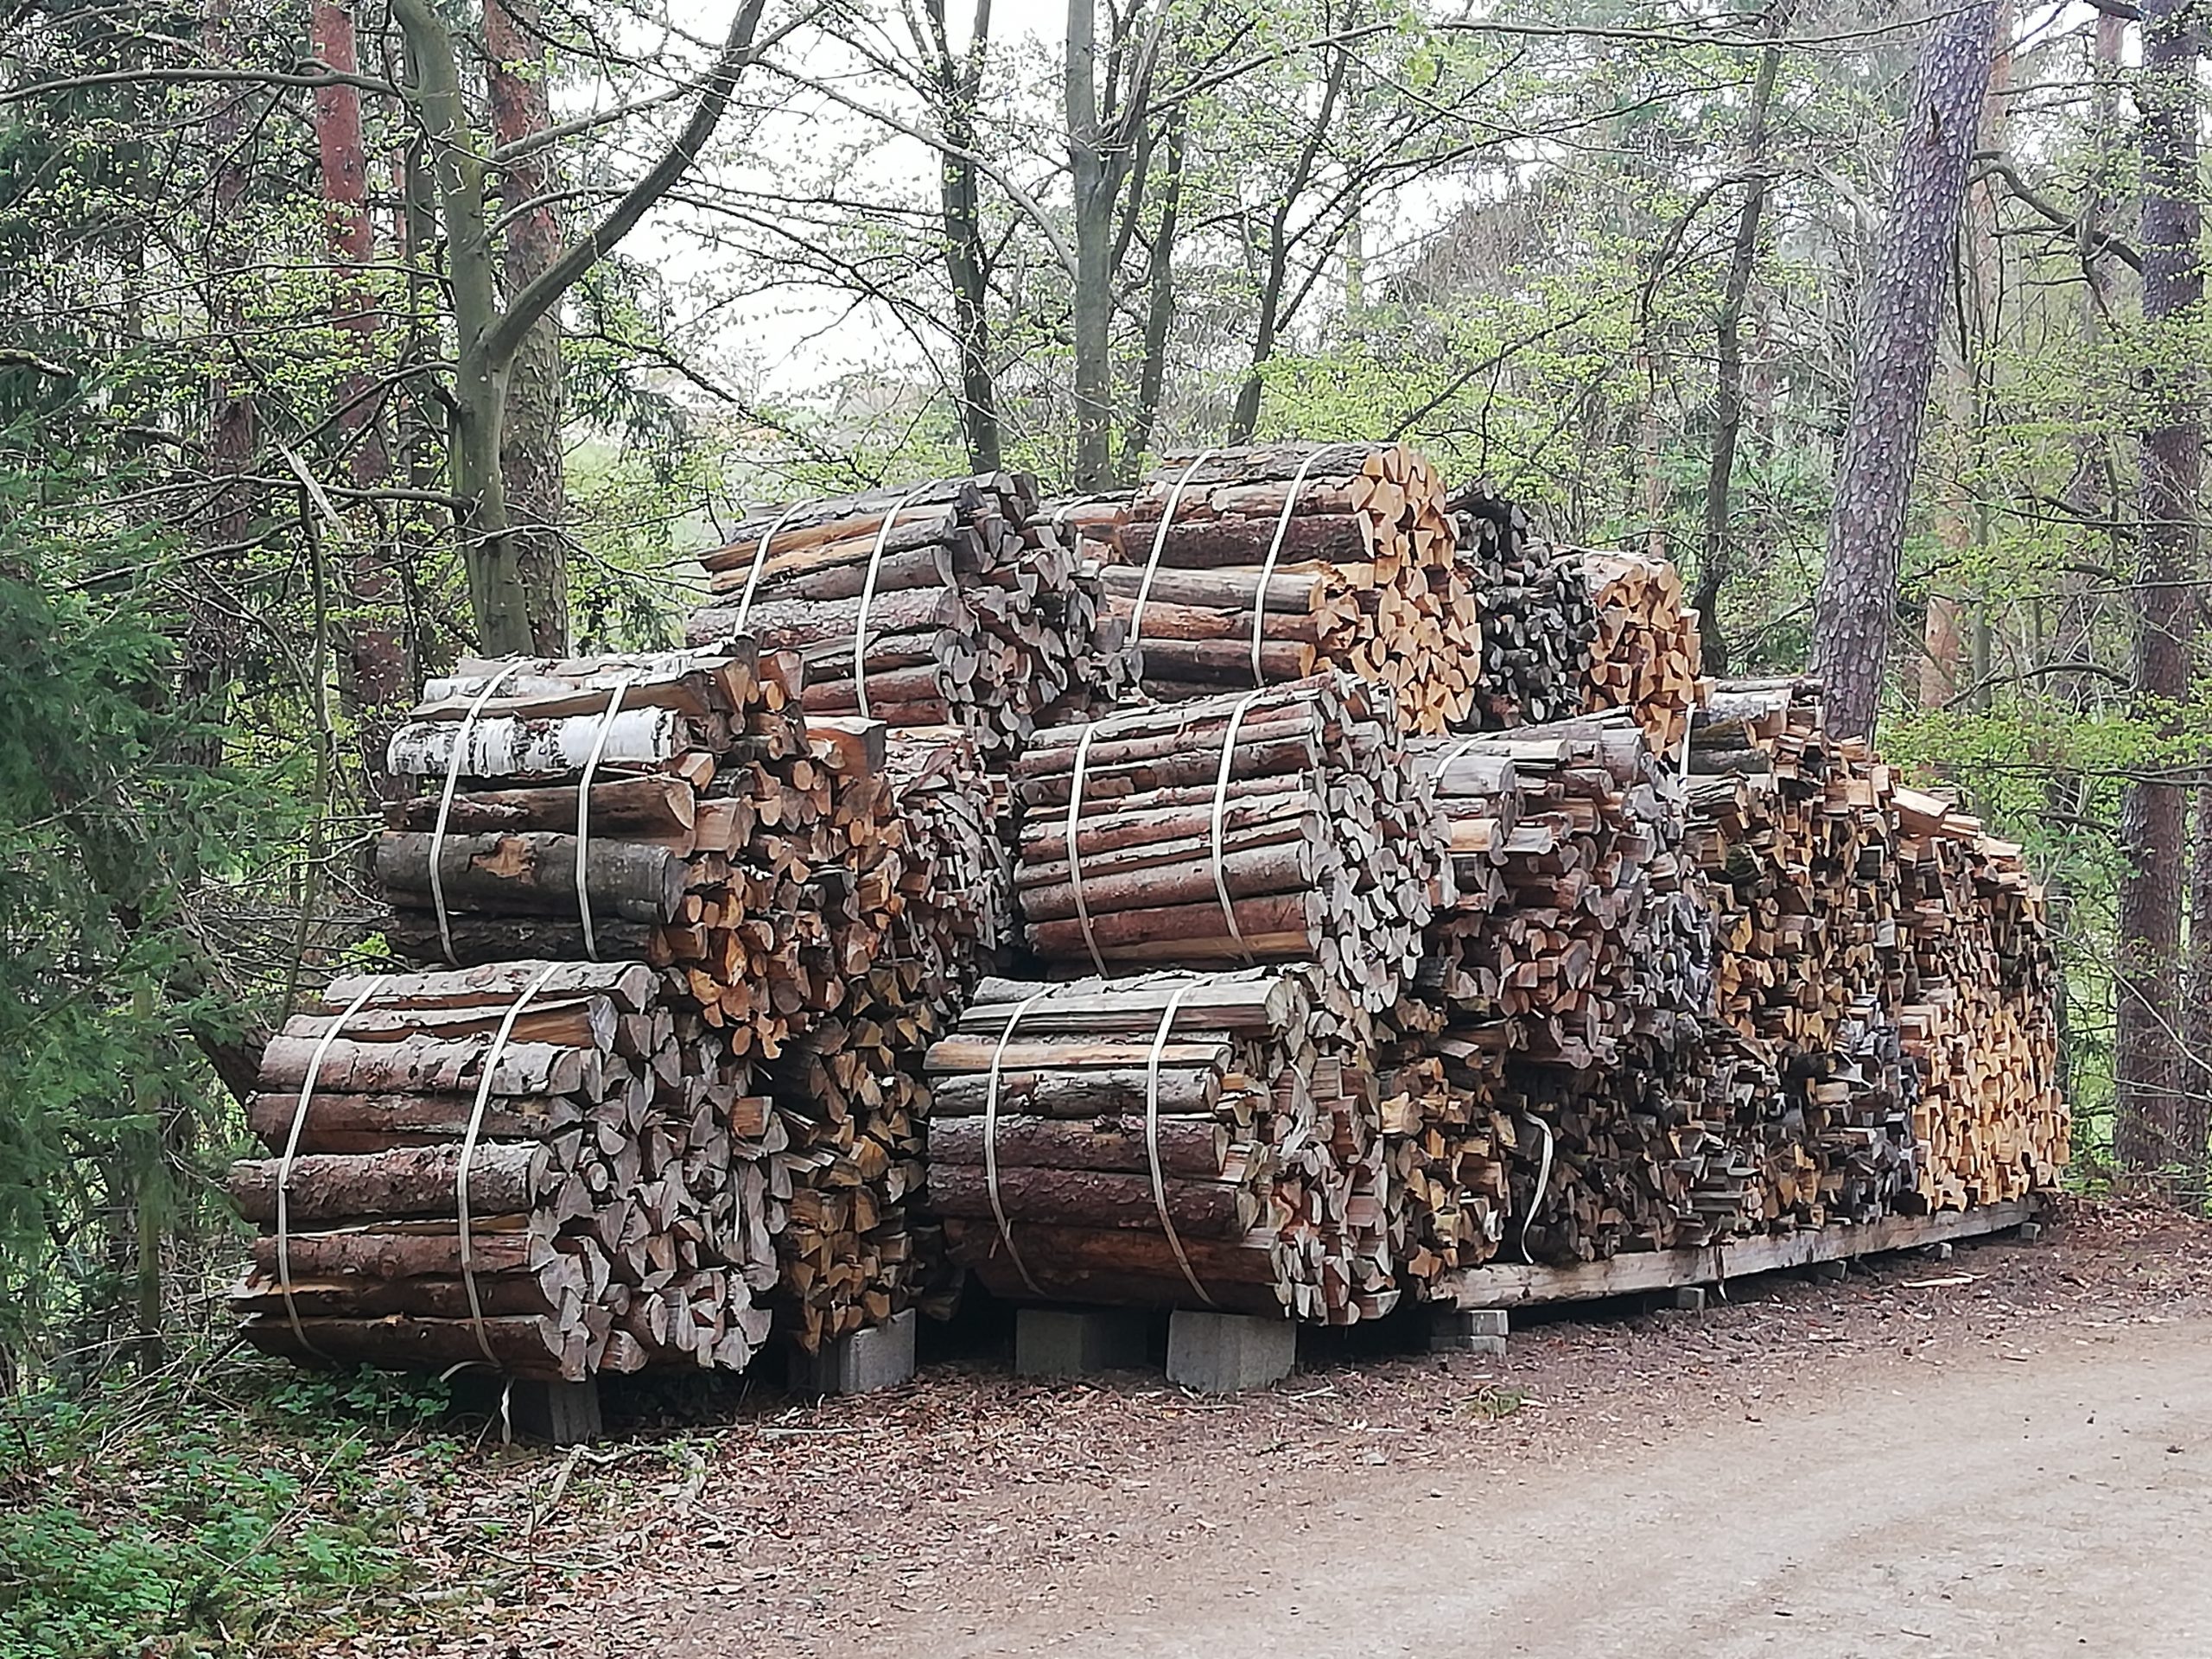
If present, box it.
[1580,551,1707,753]
[370,648,957,1355]
[687,474,1139,759]
[376,645,890,1061]
[926,969,1401,1323]
[1109,443,1481,733]
[230,962,780,1379]
[1450,486,1596,729]
[1410,715,1709,1069]
[1890,788,2070,1206]
[1010,675,1449,1016]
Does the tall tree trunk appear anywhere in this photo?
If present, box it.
[486,0,568,654]
[311,0,410,794]
[1810,0,1999,740]
[1120,109,1183,482]
[924,0,1002,474]
[2114,0,2204,1181]
[1694,24,1785,676]
[1066,0,1113,488]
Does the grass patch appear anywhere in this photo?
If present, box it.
[0,1344,467,1659]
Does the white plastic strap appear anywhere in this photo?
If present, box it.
[1519,1112,1555,1265]
[456,963,563,1366]
[1144,986,1217,1307]
[573,672,639,961]
[853,483,937,719]
[1128,450,1218,646]
[1208,690,1268,964]
[428,658,531,964]
[1248,448,1326,685]
[275,974,389,1354]
[1063,722,1109,977]
[730,501,808,632]
[982,991,1049,1298]
[1431,734,1486,791]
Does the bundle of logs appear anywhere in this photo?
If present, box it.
[1109,442,1482,732]
[927,969,1402,1323]
[375,644,891,1061]
[1451,486,1596,728]
[368,648,978,1354]
[687,474,1138,761]
[1580,551,1707,753]
[229,962,781,1379]
[1010,674,1449,1016]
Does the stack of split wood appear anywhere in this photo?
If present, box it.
[881,728,1013,995]
[1580,550,1707,753]
[687,474,1138,760]
[1376,1001,1515,1284]
[230,962,781,1380]
[1409,714,1708,1069]
[1111,442,1481,732]
[926,969,1401,1323]
[376,645,893,1061]
[372,649,965,1356]
[1010,674,1450,1016]
[1450,486,1596,728]
[1890,789,2069,1206]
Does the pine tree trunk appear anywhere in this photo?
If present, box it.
[1811,0,2000,740]
[2114,0,2204,1181]
[486,0,569,654]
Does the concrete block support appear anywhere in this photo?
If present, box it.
[1647,1285,1707,1314]
[1429,1306,1510,1356]
[1809,1259,1847,1283]
[1166,1310,1295,1392]
[1929,1241,1955,1263]
[788,1309,917,1396]
[512,1378,602,1446]
[1016,1308,1156,1376]
[2018,1221,2044,1243]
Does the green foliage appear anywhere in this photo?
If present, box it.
[0,1355,456,1658]
[0,424,308,1376]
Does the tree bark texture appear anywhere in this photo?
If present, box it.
[310,0,410,792]
[2113,0,2204,1179]
[923,0,1003,474]
[1811,0,1999,740]
[1693,21,1785,678]
[1066,0,1113,487]
[486,0,570,654]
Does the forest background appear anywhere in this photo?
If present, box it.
[1,0,2205,1417]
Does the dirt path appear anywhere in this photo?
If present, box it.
[855,1318,2212,1659]
[358,1200,2212,1659]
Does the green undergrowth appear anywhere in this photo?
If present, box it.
[0,1346,465,1659]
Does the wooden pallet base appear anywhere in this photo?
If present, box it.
[1445,1198,2041,1311]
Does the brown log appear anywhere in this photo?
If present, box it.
[374,832,687,922]
[926,1163,1256,1236]
[928,1114,1230,1177]
[230,1143,549,1225]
